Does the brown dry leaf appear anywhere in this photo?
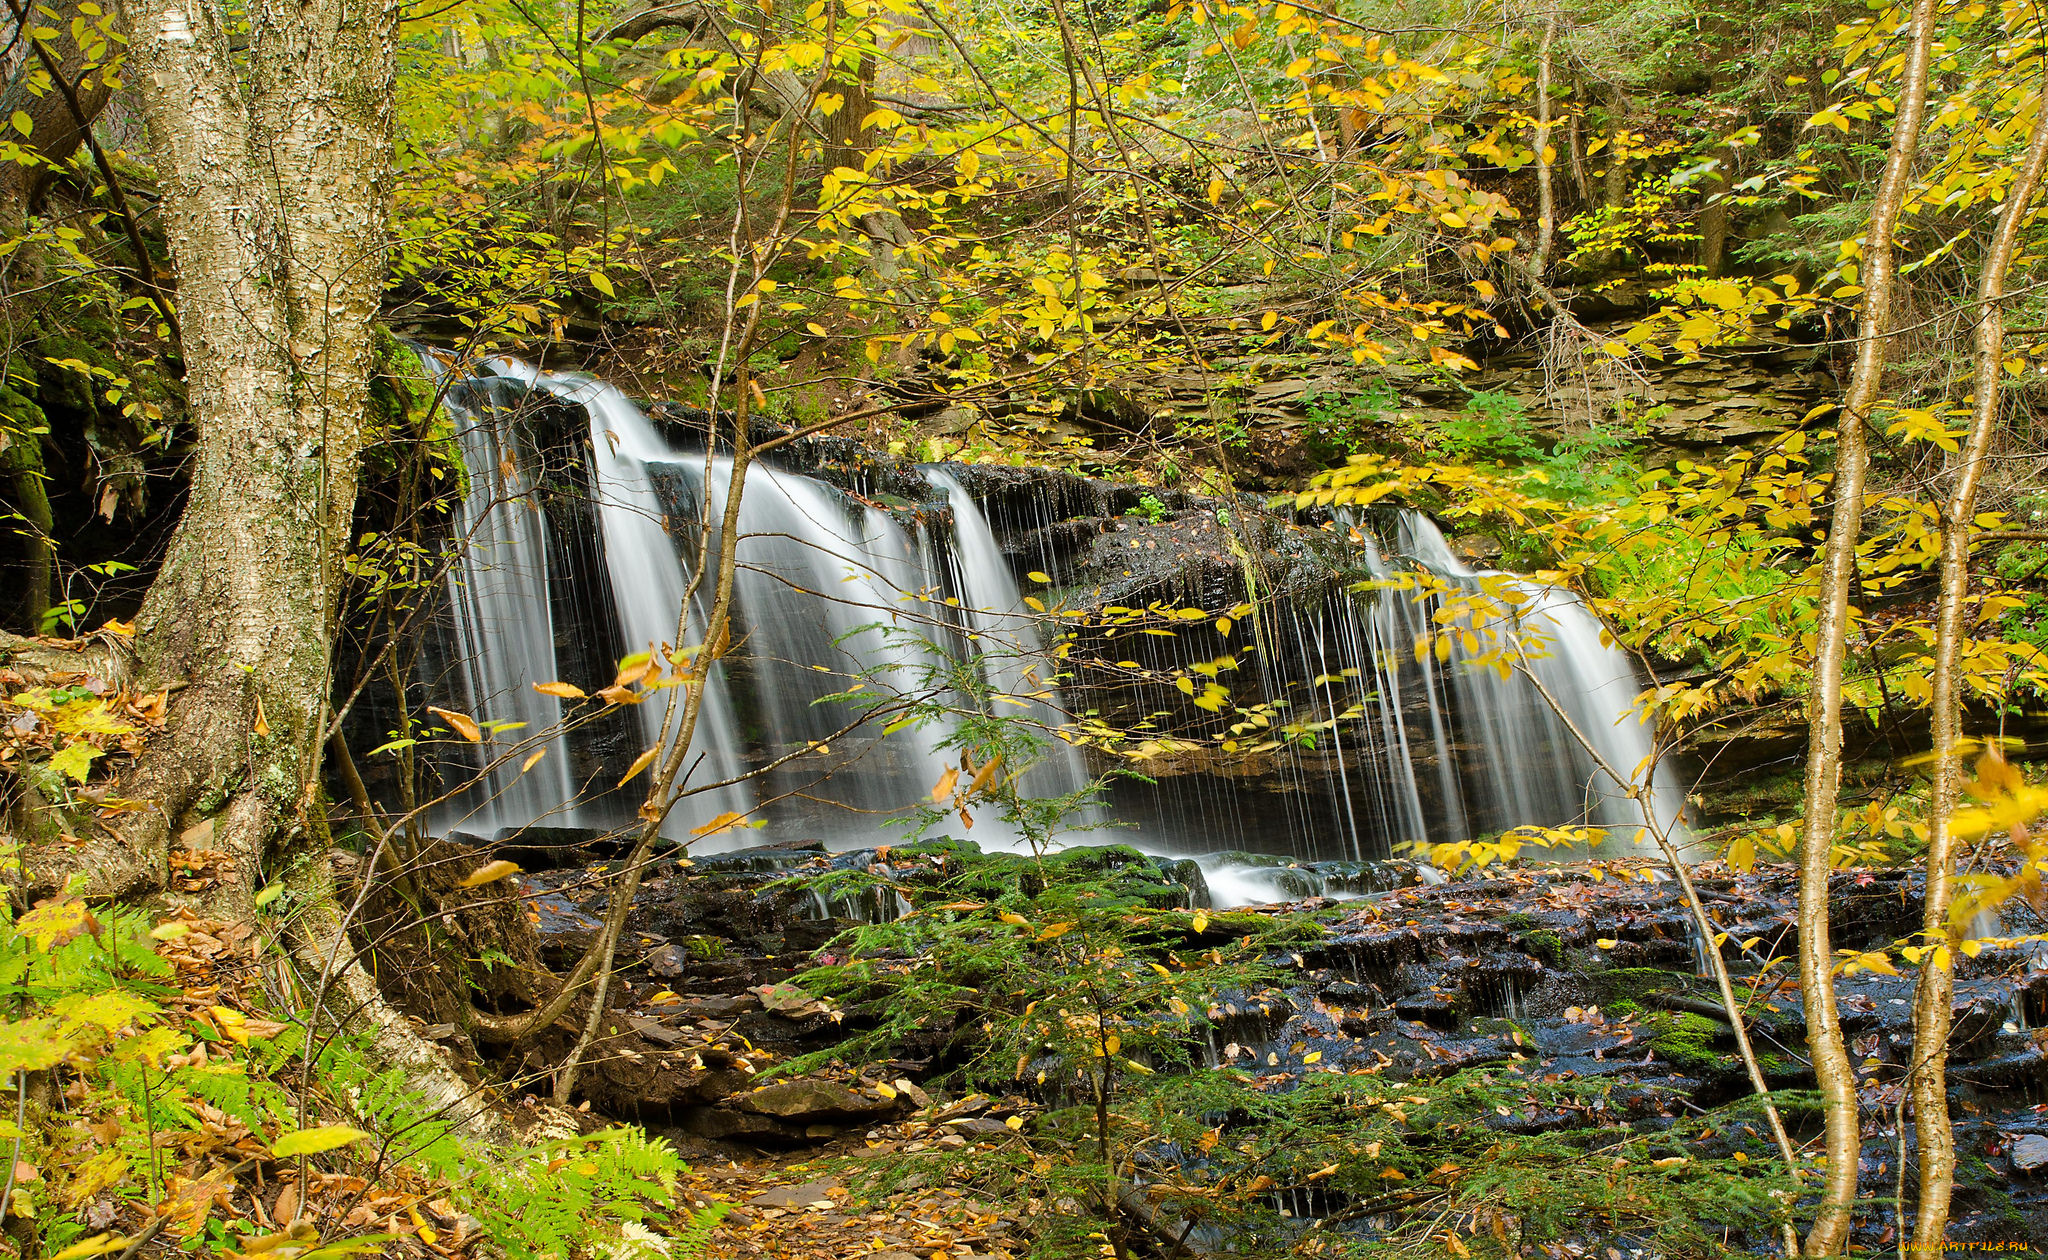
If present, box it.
[270,1179,301,1228]
[965,754,1004,800]
[159,1172,231,1238]
[614,656,657,689]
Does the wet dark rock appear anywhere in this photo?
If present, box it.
[2011,1134,2048,1173]
[644,943,687,979]
[491,824,624,869]
[1393,988,1467,1030]
[528,888,602,967]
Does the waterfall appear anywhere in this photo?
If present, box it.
[1386,512,1686,849]
[422,361,584,834]
[925,468,1097,820]
[511,368,758,838]
[421,355,1681,880]
[689,450,963,834]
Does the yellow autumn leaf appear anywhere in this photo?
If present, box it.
[271,1125,371,1158]
[691,811,747,837]
[457,859,521,888]
[427,706,482,742]
[1725,834,1756,873]
[533,681,587,699]
[619,745,659,787]
[211,1007,249,1045]
[50,1235,129,1260]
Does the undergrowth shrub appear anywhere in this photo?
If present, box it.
[0,857,719,1259]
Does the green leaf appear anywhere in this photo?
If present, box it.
[588,270,615,298]
[271,1124,372,1157]
[9,110,30,137]
[254,881,285,908]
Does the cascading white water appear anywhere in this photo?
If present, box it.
[1388,512,1687,848]
[424,360,584,833]
[424,355,1683,888]
[513,368,758,838]
[925,469,1097,823]
[689,451,965,831]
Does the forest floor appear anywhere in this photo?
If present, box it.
[684,1143,1023,1259]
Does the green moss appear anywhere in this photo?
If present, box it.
[681,934,727,960]
[365,328,462,490]
[1641,1010,1723,1072]
[1587,966,1689,1005]
[1516,928,1565,966]
[1500,911,1540,931]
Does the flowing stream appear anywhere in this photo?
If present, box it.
[420,357,1686,897]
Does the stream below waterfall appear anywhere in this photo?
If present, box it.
[409,354,1687,907]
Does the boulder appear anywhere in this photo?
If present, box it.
[733,1079,899,1121]
[749,1179,841,1209]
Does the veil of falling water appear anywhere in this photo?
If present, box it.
[417,357,1686,891]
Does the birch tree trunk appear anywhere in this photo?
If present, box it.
[49,0,511,1143]
[1795,0,1939,1250]
[1527,7,1557,284]
[1907,91,2048,1254]
[37,0,401,904]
